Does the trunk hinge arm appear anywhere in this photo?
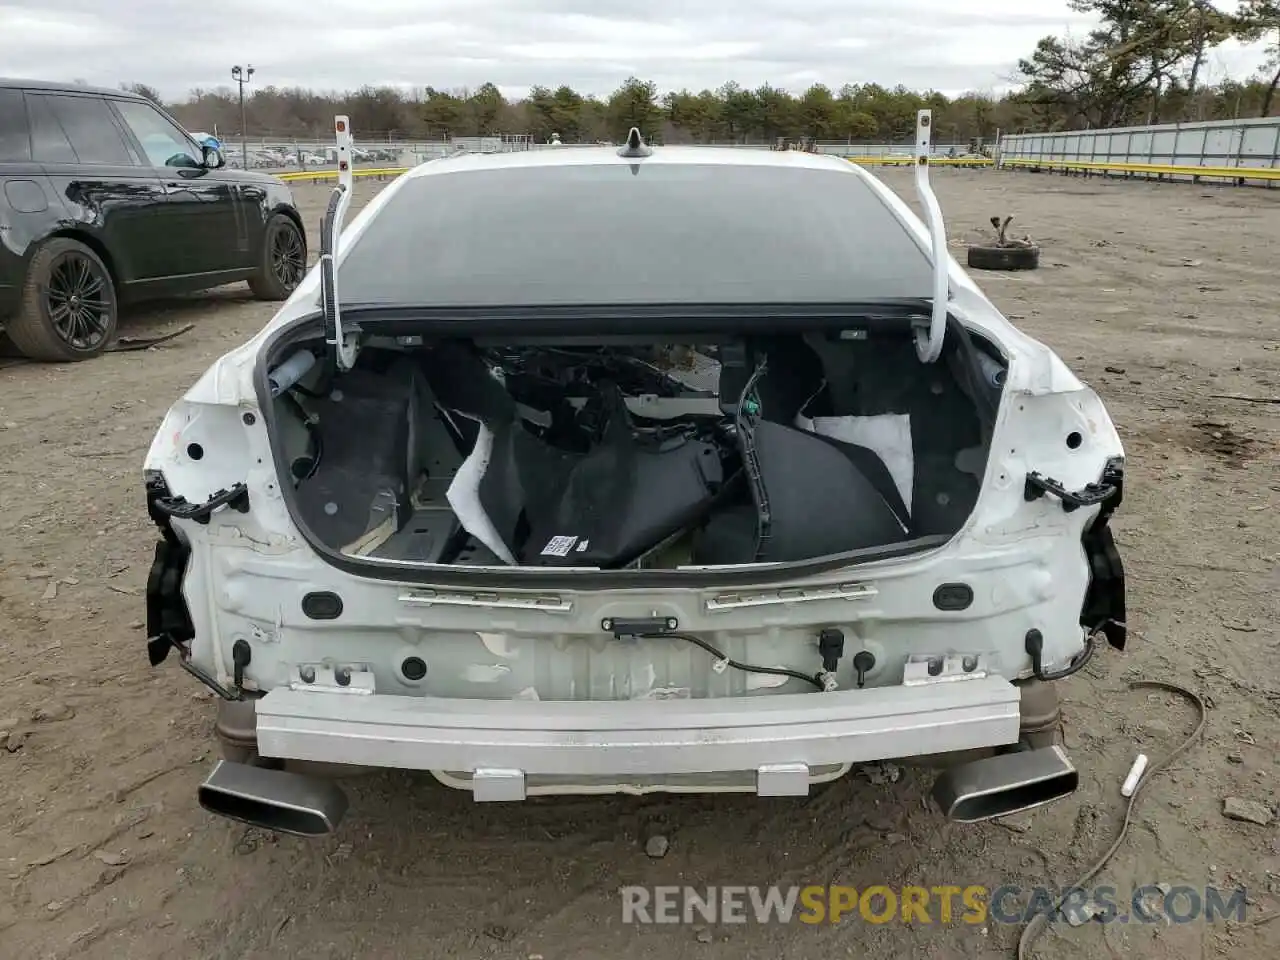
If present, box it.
[913,109,948,364]
[321,114,359,372]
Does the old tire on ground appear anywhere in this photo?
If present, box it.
[967,243,1040,271]
[6,237,118,362]
[249,213,307,300]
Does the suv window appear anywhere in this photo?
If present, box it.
[113,99,201,168]
[0,89,32,162]
[30,94,134,165]
[27,95,76,163]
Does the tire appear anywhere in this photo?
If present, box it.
[249,212,307,301]
[6,238,118,362]
[967,243,1040,271]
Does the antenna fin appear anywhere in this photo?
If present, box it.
[617,127,652,158]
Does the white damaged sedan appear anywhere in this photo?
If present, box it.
[143,116,1126,836]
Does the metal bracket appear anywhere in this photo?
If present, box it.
[757,763,811,797]
[399,590,572,612]
[705,582,876,612]
[150,633,244,700]
[1024,471,1118,513]
[903,653,990,685]
[334,114,353,193]
[473,769,527,801]
[602,616,678,638]
[151,483,249,524]
[290,664,376,695]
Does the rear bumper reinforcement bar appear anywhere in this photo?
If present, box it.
[255,677,1022,800]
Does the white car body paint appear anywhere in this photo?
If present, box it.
[146,146,1124,803]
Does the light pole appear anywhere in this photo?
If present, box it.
[230,64,255,167]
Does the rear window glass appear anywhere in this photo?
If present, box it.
[27,95,76,163]
[338,162,932,306]
[0,90,31,162]
[31,94,133,165]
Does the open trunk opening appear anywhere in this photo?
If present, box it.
[264,319,1004,573]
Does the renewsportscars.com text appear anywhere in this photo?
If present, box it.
[621,884,1247,926]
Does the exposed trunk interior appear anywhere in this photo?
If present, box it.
[265,320,1004,571]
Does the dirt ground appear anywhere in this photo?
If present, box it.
[1,167,1278,960]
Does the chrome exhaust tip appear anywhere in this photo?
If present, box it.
[932,745,1078,823]
[198,760,348,837]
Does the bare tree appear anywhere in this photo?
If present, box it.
[1237,0,1280,115]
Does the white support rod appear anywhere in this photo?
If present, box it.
[913,109,948,364]
[330,115,354,252]
[325,114,358,370]
[335,114,354,194]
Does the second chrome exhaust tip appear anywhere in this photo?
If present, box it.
[198,759,348,837]
[932,745,1078,823]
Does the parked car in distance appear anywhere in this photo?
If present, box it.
[145,128,1128,835]
[0,78,307,361]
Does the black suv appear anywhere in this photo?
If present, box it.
[0,79,307,361]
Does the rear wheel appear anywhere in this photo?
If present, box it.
[249,213,307,300]
[7,238,117,362]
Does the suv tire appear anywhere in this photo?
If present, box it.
[249,213,307,300]
[7,237,118,362]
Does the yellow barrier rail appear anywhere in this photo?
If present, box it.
[999,157,1280,182]
[276,166,410,182]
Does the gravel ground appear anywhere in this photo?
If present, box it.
[1,167,1278,960]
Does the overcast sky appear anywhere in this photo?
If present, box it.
[0,0,1268,100]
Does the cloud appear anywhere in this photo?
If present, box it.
[0,0,1268,101]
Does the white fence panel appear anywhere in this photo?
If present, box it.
[999,117,1280,186]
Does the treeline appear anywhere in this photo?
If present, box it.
[130,0,1279,143]
[1018,0,1280,128]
